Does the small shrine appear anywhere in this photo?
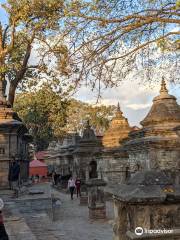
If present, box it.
[0,80,31,188]
[99,104,132,183]
[102,103,132,148]
[73,120,102,181]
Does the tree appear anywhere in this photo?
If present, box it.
[1,1,179,107]
[63,99,116,134]
[0,0,71,106]
[65,0,180,91]
[14,85,68,151]
[14,91,115,149]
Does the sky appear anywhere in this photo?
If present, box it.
[74,80,180,127]
[0,1,179,127]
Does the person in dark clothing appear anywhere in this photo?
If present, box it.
[8,160,20,198]
[0,199,9,240]
[75,178,81,198]
[54,172,59,186]
[52,171,56,186]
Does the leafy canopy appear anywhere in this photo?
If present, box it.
[14,85,68,151]
[0,0,70,105]
[14,88,116,150]
[64,0,180,90]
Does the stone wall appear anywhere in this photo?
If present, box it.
[113,199,180,240]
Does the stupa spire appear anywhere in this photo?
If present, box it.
[160,77,168,94]
[116,102,123,117]
[117,102,121,111]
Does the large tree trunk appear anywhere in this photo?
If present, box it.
[8,82,17,106]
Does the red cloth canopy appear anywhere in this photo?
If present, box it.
[35,151,47,161]
[29,159,48,177]
[30,159,47,167]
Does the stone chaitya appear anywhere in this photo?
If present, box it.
[102,103,132,148]
[111,79,180,240]
[98,104,132,183]
[45,133,81,176]
[0,80,32,188]
[124,78,180,174]
[73,120,102,181]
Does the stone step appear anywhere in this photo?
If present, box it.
[4,202,37,240]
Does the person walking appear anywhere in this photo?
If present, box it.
[68,177,76,200]
[75,178,81,198]
[8,160,20,198]
[0,198,9,240]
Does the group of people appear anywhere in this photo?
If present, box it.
[68,177,81,200]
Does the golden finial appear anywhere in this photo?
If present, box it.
[117,102,121,112]
[160,77,168,93]
[116,102,123,117]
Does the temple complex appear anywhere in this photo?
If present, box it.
[46,122,102,181]
[0,80,32,188]
[111,79,180,240]
[44,79,180,238]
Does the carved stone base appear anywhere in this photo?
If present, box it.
[80,195,88,205]
[89,205,106,220]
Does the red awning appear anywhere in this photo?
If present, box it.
[30,159,47,168]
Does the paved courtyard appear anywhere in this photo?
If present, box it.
[4,184,114,240]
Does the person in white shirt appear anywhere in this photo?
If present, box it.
[68,177,76,200]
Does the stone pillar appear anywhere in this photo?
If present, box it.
[79,183,88,205]
[86,179,106,220]
[79,166,89,205]
[113,200,128,240]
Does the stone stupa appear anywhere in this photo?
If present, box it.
[125,78,180,172]
[110,79,180,240]
[102,103,132,148]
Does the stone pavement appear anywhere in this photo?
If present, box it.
[24,188,113,240]
[3,184,114,240]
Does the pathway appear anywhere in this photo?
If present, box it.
[21,186,114,240]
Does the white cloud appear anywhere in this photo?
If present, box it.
[74,78,180,127]
[127,103,152,110]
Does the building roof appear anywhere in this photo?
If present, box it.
[141,78,180,127]
[30,159,47,168]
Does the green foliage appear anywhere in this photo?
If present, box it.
[0,0,70,105]
[176,0,180,7]
[14,85,68,151]
[64,99,116,134]
[14,88,116,149]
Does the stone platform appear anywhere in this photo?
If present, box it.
[1,183,113,240]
